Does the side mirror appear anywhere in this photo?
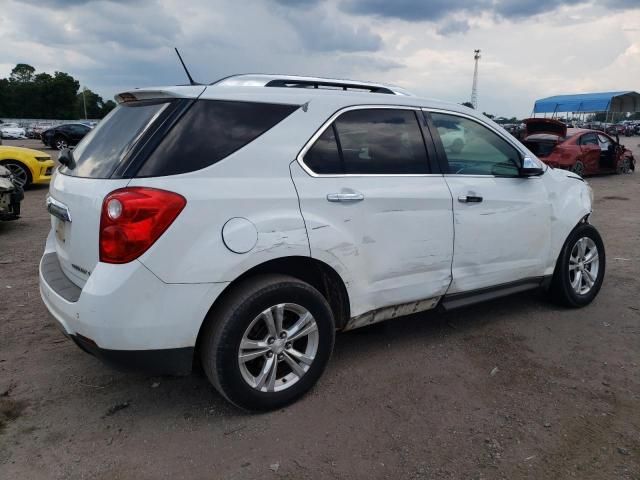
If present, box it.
[58,148,75,169]
[519,156,544,176]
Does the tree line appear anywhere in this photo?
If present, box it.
[0,64,116,120]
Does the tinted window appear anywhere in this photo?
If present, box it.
[138,100,298,177]
[431,113,521,175]
[334,109,428,174]
[304,125,342,174]
[69,124,90,135]
[579,133,598,145]
[62,101,170,178]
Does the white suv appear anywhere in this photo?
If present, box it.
[40,75,605,410]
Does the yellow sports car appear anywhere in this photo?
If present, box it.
[0,146,55,188]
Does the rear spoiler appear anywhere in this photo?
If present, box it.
[115,86,207,104]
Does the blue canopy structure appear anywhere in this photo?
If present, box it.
[533,91,640,115]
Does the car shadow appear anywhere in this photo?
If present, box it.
[57,288,559,420]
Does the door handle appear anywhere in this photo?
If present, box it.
[327,193,365,203]
[458,195,483,203]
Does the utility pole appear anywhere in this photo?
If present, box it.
[82,87,88,120]
[471,49,481,110]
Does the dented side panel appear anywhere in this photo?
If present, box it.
[290,161,454,319]
[444,175,552,294]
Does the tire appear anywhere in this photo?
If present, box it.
[550,223,605,308]
[54,136,68,150]
[617,157,632,174]
[200,274,335,411]
[570,160,585,177]
[0,160,31,188]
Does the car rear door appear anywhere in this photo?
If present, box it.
[427,110,552,294]
[290,106,454,320]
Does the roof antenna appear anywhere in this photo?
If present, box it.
[174,48,200,85]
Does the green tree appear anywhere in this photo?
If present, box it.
[0,64,112,119]
[9,64,35,83]
[76,89,117,119]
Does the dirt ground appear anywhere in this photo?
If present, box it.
[0,138,639,480]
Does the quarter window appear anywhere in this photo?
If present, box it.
[303,108,429,175]
[431,113,521,176]
[138,100,299,177]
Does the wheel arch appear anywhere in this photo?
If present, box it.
[194,255,351,357]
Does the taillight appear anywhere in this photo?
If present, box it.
[99,187,186,264]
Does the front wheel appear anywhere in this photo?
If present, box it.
[0,160,30,188]
[570,160,585,177]
[550,223,605,307]
[200,274,335,411]
[54,136,68,150]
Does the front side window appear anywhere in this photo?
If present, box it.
[579,133,598,146]
[597,134,612,151]
[431,113,521,176]
[303,108,429,175]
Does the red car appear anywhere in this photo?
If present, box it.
[522,118,635,176]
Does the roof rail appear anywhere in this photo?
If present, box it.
[265,78,395,94]
[212,74,413,96]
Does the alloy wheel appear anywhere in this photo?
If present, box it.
[3,162,28,188]
[238,303,319,393]
[568,237,599,295]
[55,138,68,150]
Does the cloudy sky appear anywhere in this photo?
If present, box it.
[1,0,639,117]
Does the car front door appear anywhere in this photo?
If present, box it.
[427,110,552,294]
[578,132,600,174]
[596,133,616,170]
[290,107,454,321]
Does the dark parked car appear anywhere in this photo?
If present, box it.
[41,123,92,150]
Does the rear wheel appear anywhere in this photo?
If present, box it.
[0,160,30,188]
[550,223,605,307]
[200,274,335,411]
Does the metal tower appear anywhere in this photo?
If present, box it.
[471,49,481,109]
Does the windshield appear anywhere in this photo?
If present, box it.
[60,100,170,178]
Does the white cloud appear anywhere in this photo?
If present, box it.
[0,0,638,117]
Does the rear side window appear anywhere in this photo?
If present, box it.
[304,125,342,174]
[137,100,298,177]
[303,108,429,175]
[63,101,170,178]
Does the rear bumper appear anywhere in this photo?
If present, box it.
[71,333,193,375]
[39,231,229,373]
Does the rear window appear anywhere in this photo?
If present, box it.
[61,101,170,178]
[137,100,299,177]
